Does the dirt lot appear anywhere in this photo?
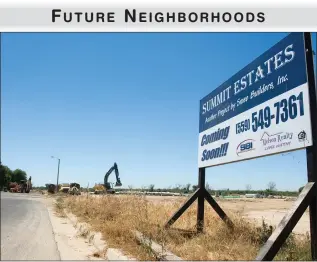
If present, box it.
[143,195,310,235]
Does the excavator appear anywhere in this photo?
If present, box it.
[94,162,122,194]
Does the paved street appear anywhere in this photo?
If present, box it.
[1,192,61,260]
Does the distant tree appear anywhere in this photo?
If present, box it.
[3,165,13,177]
[128,185,133,191]
[192,185,198,191]
[0,164,5,188]
[12,169,27,182]
[149,184,155,192]
[298,186,305,193]
[0,165,13,187]
[246,184,252,192]
[184,183,191,193]
[175,184,182,191]
[206,182,211,191]
[5,172,12,185]
[267,181,277,191]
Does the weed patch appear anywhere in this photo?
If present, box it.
[54,196,66,217]
[60,195,311,261]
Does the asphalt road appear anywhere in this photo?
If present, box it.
[1,192,61,260]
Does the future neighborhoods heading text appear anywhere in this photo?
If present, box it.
[51,9,265,24]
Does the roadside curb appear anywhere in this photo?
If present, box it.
[51,197,182,261]
[45,199,103,260]
[133,230,183,261]
[64,211,136,260]
[65,211,182,261]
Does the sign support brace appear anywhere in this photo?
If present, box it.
[164,167,233,233]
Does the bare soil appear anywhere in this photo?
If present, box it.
[144,195,310,235]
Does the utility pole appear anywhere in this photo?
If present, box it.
[51,156,60,193]
[56,158,60,193]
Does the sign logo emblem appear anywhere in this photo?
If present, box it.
[236,139,255,156]
[260,131,293,151]
[298,131,307,142]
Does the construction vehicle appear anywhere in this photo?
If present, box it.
[94,162,122,194]
[9,182,19,193]
[93,183,105,194]
[20,176,32,193]
[59,183,70,193]
[69,183,81,195]
[47,184,56,194]
[8,176,32,193]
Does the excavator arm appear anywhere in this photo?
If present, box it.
[104,162,122,190]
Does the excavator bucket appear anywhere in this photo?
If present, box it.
[115,181,122,187]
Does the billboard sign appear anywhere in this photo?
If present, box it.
[198,33,312,168]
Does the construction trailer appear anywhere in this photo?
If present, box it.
[245,193,263,198]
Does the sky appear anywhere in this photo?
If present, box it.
[1,32,316,191]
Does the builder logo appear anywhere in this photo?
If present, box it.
[236,139,255,156]
[298,131,307,142]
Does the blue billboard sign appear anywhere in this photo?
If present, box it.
[198,33,312,168]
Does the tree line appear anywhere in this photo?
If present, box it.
[29,180,304,197]
[0,163,28,189]
[112,181,303,197]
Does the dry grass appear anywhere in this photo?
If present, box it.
[57,194,311,261]
[54,196,67,217]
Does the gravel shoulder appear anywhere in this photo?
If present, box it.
[43,196,106,260]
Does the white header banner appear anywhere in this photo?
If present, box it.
[0,0,317,31]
